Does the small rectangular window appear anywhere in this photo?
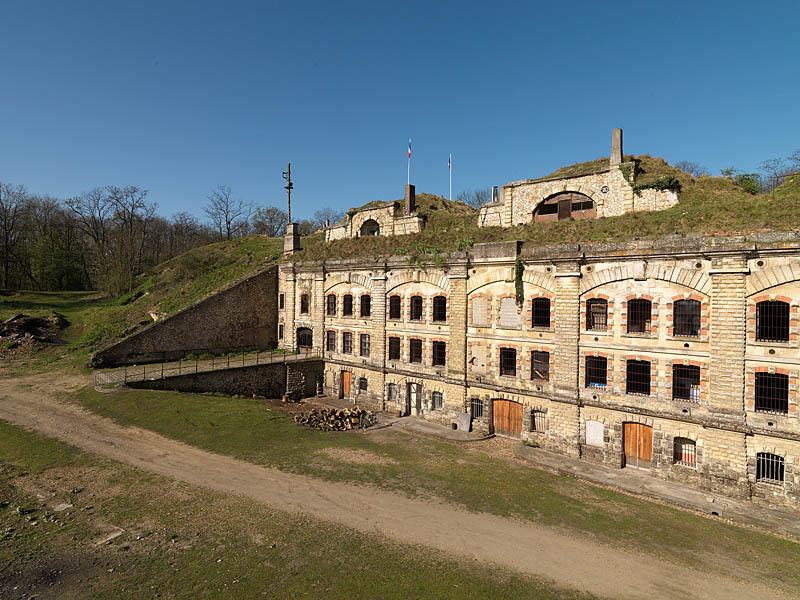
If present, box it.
[432,341,446,367]
[410,296,423,320]
[531,409,547,432]
[361,295,371,317]
[471,296,487,326]
[432,296,447,322]
[409,339,423,363]
[279,293,285,309]
[432,391,443,410]
[756,452,784,484]
[300,294,309,314]
[388,337,401,360]
[360,333,370,357]
[389,296,401,320]
[278,324,284,339]
[470,397,484,419]
[585,356,607,388]
[626,360,651,395]
[627,299,651,334]
[342,332,352,354]
[359,377,368,392]
[531,351,549,380]
[343,294,353,316]
[326,294,336,316]
[672,365,700,401]
[673,437,697,467]
[500,348,516,377]
[755,372,789,414]
[326,330,336,352]
[674,299,701,337]
[531,298,550,328]
[756,301,790,342]
[586,299,607,331]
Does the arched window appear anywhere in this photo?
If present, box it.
[673,437,696,467]
[326,294,336,316]
[343,294,353,316]
[756,300,790,342]
[297,327,313,348]
[627,299,652,333]
[756,453,784,484]
[674,299,701,337]
[531,297,550,328]
[325,330,336,352]
[432,296,447,321]
[586,298,608,331]
[533,192,596,222]
[300,293,309,314]
[389,296,401,320]
[410,295,423,320]
[360,295,371,317]
[360,219,380,236]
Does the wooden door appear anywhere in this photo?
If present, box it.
[341,371,351,398]
[493,399,523,437]
[558,198,572,220]
[623,423,653,469]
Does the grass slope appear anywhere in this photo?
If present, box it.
[1,420,591,599]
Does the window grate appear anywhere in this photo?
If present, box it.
[585,356,607,388]
[410,296,423,320]
[673,437,696,467]
[626,360,651,395]
[756,301,790,342]
[432,296,447,322]
[300,294,309,314]
[531,409,547,432]
[755,372,789,414]
[342,332,352,354]
[531,351,549,380]
[388,337,401,360]
[672,364,700,401]
[432,341,446,367]
[326,330,336,352]
[343,294,353,316]
[500,348,516,377]
[470,397,484,418]
[432,391,443,410]
[360,333,370,356]
[674,299,701,337]
[627,299,651,334]
[360,295,371,317]
[409,339,422,363]
[326,294,336,316]
[586,298,608,331]
[359,377,368,392]
[531,298,550,328]
[389,296,401,319]
[756,452,784,484]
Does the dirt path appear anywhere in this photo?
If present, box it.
[0,372,786,600]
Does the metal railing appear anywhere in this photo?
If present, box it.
[94,347,321,388]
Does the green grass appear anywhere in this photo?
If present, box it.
[0,420,592,599]
[71,387,800,593]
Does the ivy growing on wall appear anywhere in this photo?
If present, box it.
[515,257,524,307]
[619,164,633,183]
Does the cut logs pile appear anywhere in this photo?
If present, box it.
[294,406,377,431]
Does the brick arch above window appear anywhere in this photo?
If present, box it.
[580,264,711,295]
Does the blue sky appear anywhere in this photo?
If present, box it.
[1,0,798,221]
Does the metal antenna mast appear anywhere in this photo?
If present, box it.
[282,162,293,223]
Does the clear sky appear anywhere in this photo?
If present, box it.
[1,0,798,221]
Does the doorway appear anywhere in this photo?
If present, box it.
[493,399,523,437]
[340,371,352,399]
[623,423,653,469]
[408,383,422,416]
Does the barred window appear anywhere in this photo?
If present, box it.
[343,294,353,316]
[674,299,701,337]
[585,356,607,388]
[672,365,700,401]
[410,296,423,320]
[300,293,309,314]
[326,330,336,352]
[531,409,547,432]
[756,300,790,342]
[360,295,371,317]
[586,298,607,331]
[754,372,789,414]
[531,297,550,328]
[326,294,336,316]
[433,296,447,322]
[297,327,313,348]
[359,377,368,392]
[531,351,549,381]
[388,337,401,360]
[673,437,697,467]
[279,293,285,309]
[278,324,284,339]
[470,397,484,419]
[342,332,352,354]
[360,334,370,357]
[500,348,516,377]
[626,360,651,395]
[409,339,423,363]
[432,391,443,410]
[627,299,651,334]
[389,296,401,319]
[432,341,446,367]
[756,452,784,484]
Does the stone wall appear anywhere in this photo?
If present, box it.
[94,266,279,367]
[324,204,425,241]
[127,358,323,399]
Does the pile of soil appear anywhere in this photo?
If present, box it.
[0,313,68,355]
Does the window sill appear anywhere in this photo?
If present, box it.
[755,480,785,488]
[584,329,611,335]
[749,340,794,347]
[622,332,654,338]
[625,392,651,397]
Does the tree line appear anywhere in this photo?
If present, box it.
[0,181,342,295]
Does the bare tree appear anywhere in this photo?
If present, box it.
[673,161,710,178]
[0,182,30,289]
[310,207,344,231]
[789,149,800,172]
[251,206,288,237]
[456,188,491,209]
[204,185,252,240]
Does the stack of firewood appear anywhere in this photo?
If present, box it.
[293,406,376,431]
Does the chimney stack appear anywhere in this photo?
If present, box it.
[610,128,623,167]
[404,184,416,215]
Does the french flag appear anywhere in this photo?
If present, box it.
[408,139,412,158]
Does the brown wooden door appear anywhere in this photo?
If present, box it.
[623,423,653,469]
[558,198,572,220]
[341,371,351,398]
[493,400,523,437]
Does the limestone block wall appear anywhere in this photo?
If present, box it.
[634,188,679,212]
[324,205,425,241]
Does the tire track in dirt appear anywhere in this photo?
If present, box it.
[0,372,787,600]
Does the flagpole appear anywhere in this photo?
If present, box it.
[407,138,411,185]
[449,153,452,203]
